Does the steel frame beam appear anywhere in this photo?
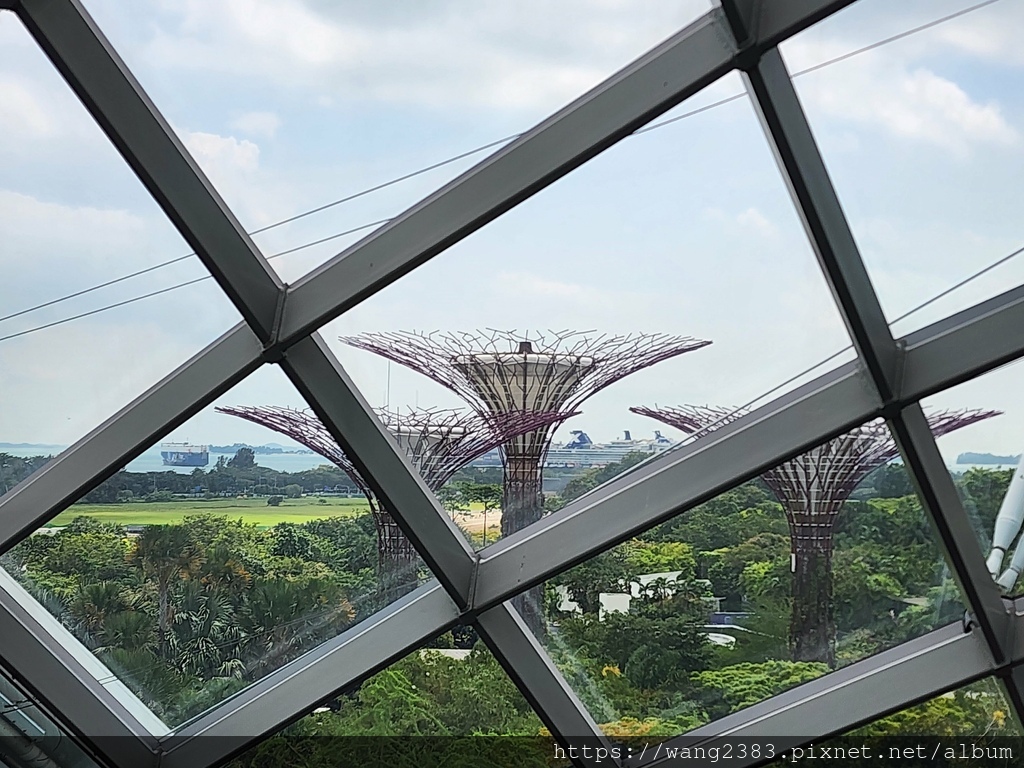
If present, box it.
[631,623,997,768]
[279,334,478,607]
[14,0,284,341]
[473,362,880,609]
[0,324,264,554]
[6,0,1024,764]
[159,583,461,768]
[0,576,157,768]
[475,604,614,768]
[890,405,1013,661]
[901,283,1024,402]
[275,11,736,344]
[727,0,1015,688]
[737,43,899,401]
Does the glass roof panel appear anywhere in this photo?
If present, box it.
[226,635,549,767]
[324,73,858,554]
[78,0,712,281]
[920,356,1024,597]
[843,675,1020,738]
[782,0,1024,337]
[0,12,243,505]
[523,421,976,743]
[1,365,428,729]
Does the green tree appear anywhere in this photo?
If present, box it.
[957,467,1012,543]
[692,660,828,720]
[239,578,354,679]
[69,581,130,634]
[624,541,697,576]
[37,531,132,584]
[556,547,631,615]
[283,483,303,499]
[130,526,206,655]
[227,447,256,469]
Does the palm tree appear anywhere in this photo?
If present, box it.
[199,544,252,600]
[130,526,206,655]
[168,580,245,680]
[100,610,156,653]
[69,581,129,635]
[239,578,354,680]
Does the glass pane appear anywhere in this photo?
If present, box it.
[326,72,856,560]
[783,0,1024,336]
[921,357,1024,596]
[525,417,986,742]
[804,677,1022,759]
[0,13,242,497]
[0,365,428,729]
[80,0,712,279]
[227,634,551,767]
[848,676,1020,738]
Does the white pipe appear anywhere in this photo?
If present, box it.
[987,454,1024,578]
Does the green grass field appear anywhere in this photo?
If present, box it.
[46,497,372,528]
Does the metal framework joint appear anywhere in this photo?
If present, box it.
[719,0,762,71]
[260,283,290,364]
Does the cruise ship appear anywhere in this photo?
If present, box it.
[160,443,210,467]
[470,430,675,469]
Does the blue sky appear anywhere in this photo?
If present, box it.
[1,0,1022,467]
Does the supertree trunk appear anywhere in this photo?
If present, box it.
[790,532,835,668]
[501,453,544,537]
[503,452,547,639]
[631,405,1000,673]
[376,511,419,604]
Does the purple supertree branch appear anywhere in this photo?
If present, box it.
[630,404,1001,527]
[215,405,376,503]
[375,405,578,489]
[339,330,712,415]
[215,405,573,492]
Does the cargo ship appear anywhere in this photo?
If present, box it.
[160,443,209,467]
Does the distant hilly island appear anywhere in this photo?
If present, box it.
[957,452,1021,465]
[208,443,313,455]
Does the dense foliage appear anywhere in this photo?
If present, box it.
[2,451,1016,762]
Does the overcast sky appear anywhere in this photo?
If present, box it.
[1,0,1023,472]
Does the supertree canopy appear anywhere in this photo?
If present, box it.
[216,405,570,570]
[339,330,712,538]
[630,404,1000,667]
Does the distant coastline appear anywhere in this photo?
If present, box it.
[1,442,312,456]
[207,443,314,455]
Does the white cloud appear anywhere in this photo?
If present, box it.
[177,129,289,229]
[183,130,260,174]
[0,75,57,140]
[0,190,147,279]
[133,0,709,112]
[795,58,1016,153]
[702,207,779,239]
[229,111,282,140]
[933,7,1024,68]
[735,207,779,239]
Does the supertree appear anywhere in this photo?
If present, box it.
[630,404,999,667]
[216,405,571,596]
[339,330,712,538]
